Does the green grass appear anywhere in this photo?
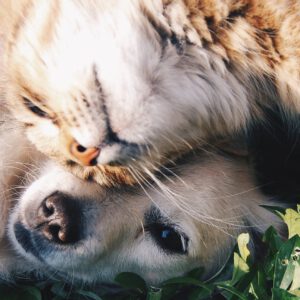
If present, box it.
[1,205,300,300]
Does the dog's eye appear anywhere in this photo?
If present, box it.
[23,97,49,118]
[147,224,188,254]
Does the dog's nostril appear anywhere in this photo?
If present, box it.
[42,200,55,217]
[43,222,76,244]
[43,224,61,242]
[37,192,82,244]
[49,224,60,238]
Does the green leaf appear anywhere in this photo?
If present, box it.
[162,276,214,299]
[146,287,162,300]
[217,283,248,300]
[115,272,147,292]
[281,209,300,239]
[186,268,205,279]
[249,269,270,299]
[231,252,250,285]
[289,289,300,297]
[162,277,213,292]
[263,226,283,254]
[262,227,284,279]
[273,235,300,290]
[22,287,42,300]
[160,285,180,300]
[272,288,300,300]
[289,252,300,291]
[187,287,214,300]
[260,206,300,240]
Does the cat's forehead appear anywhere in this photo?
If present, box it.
[8,0,163,96]
[10,0,160,55]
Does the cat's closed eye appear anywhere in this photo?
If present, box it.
[22,97,50,118]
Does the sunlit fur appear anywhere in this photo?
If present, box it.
[1,0,299,185]
[0,121,282,284]
[0,113,43,279]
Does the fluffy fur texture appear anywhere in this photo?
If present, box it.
[0,116,42,279]
[0,0,299,285]
[1,139,282,284]
[0,107,284,284]
[1,0,300,185]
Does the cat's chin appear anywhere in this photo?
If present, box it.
[60,148,191,187]
[61,149,182,186]
[62,160,137,186]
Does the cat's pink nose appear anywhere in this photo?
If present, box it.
[70,141,100,166]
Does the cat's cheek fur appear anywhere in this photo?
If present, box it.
[33,121,59,138]
[25,123,69,164]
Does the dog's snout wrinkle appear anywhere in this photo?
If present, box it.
[36,192,82,244]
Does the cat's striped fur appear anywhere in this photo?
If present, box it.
[0,0,299,186]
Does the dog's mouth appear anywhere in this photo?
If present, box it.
[13,222,75,282]
[13,222,46,262]
[12,220,88,278]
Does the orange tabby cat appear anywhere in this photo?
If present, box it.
[1,0,299,185]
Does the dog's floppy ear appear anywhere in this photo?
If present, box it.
[249,106,300,200]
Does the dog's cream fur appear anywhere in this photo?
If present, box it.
[1,1,300,186]
[0,118,282,284]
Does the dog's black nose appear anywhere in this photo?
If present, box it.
[37,192,81,244]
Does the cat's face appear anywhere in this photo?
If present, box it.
[3,0,249,185]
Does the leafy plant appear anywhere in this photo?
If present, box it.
[1,206,300,300]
